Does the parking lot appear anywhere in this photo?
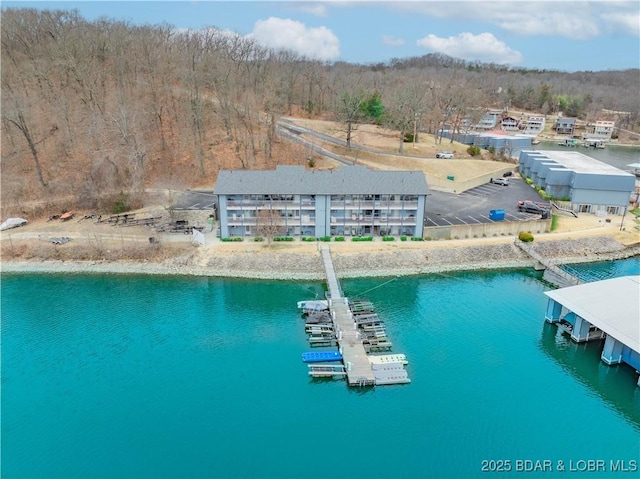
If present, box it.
[174,190,217,210]
[425,177,548,227]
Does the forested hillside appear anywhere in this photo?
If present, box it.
[2,8,639,214]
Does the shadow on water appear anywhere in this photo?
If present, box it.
[539,322,640,428]
[308,376,341,385]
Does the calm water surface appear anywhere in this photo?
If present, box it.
[2,259,639,479]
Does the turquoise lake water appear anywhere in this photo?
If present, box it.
[2,259,639,479]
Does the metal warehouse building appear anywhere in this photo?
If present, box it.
[518,150,636,215]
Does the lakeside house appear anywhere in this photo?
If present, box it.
[475,110,501,130]
[212,165,429,239]
[555,117,577,136]
[584,120,615,142]
[500,116,520,132]
[518,150,635,215]
[520,115,546,136]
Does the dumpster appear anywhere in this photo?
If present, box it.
[489,209,505,221]
[447,175,455,181]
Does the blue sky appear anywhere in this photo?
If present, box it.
[4,1,640,72]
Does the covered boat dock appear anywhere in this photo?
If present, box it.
[544,275,640,385]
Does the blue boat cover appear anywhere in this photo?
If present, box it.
[301,351,343,363]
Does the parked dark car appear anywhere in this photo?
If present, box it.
[518,202,548,214]
[502,171,513,177]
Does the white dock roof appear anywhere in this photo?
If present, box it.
[544,275,640,353]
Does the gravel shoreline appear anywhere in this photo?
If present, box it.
[2,236,638,280]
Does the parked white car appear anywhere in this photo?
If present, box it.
[436,151,454,159]
[490,178,509,186]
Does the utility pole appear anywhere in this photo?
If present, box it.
[620,206,627,232]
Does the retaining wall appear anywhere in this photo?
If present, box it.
[423,218,551,240]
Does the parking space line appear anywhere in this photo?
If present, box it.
[463,192,484,198]
[426,218,439,226]
[441,217,453,225]
[189,203,202,209]
[205,203,216,208]
[466,216,482,224]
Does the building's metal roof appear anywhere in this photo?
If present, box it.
[213,165,429,195]
[544,275,640,353]
[522,150,635,177]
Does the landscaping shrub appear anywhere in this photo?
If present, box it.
[253,237,264,242]
[274,236,294,242]
[382,236,395,241]
[352,236,373,242]
[400,235,407,241]
[334,236,345,242]
[518,231,534,242]
[411,237,423,241]
[222,237,243,242]
[301,236,315,242]
[319,236,331,242]
[467,145,481,156]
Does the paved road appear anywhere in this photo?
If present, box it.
[276,121,356,166]
[277,118,442,160]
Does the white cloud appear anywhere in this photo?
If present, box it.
[295,3,329,17]
[416,32,523,65]
[392,2,618,40]
[382,35,405,46]
[601,11,640,36]
[249,17,340,60]
[493,10,599,40]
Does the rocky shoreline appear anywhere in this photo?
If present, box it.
[2,236,638,281]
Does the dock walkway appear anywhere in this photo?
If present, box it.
[320,246,376,386]
[514,240,582,288]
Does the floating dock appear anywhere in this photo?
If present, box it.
[299,246,410,387]
[369,354,408,366]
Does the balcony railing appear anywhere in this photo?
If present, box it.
[330,201,418,210]
[330,216,416,225]
[226,200,302,209]
[226,218,314,226]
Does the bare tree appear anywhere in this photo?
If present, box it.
[2,86,53,187]
[255,207,285,245]
[336,90,366,150]
[384,82,427,153]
